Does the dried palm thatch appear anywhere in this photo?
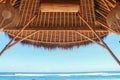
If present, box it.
[0,0,120,65]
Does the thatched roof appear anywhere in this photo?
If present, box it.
[0,0,119,48]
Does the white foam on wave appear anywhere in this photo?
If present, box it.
[0,72,120,77]
[0,74,54,77]
[55,72,120,76]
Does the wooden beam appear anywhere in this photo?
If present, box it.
[102,0,111,11]
[96,19,120,34]
[96,10,107,19]
[74,30,105,48]
[5,30,106,45]
[77,12,120,65]
[0,19,5,28]
[105,0,115,8]
[7,30,40,49]
[0,15,37,56]
[40,0,79,12]
[4,30,109,32]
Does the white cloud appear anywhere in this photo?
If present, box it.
[10,64,15,68]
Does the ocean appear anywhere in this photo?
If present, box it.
[0,71,120,80]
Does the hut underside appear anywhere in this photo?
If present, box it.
[0,0,120,65]
[0,0,119,48]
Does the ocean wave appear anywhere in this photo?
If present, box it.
[0,72,120,77]
[57,73,120,76]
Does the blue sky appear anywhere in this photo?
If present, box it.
[0,32,120,72]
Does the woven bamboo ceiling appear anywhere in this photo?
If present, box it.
[0,0,119,48]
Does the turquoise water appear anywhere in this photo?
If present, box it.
[0,72,120,80]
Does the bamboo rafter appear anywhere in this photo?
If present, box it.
[102,0,112,11]
[96,19,120,34]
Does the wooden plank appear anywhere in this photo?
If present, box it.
[41,0,79,12]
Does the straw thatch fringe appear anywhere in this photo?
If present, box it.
[6,32,108,49]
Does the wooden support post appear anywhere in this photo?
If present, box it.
[0,18,12,31]
[0,22,13,31]
[77,12,120,65]
[0,19,5,27]
[74,30,105,48]
[7,30,40,49]
[0,15,37,56]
